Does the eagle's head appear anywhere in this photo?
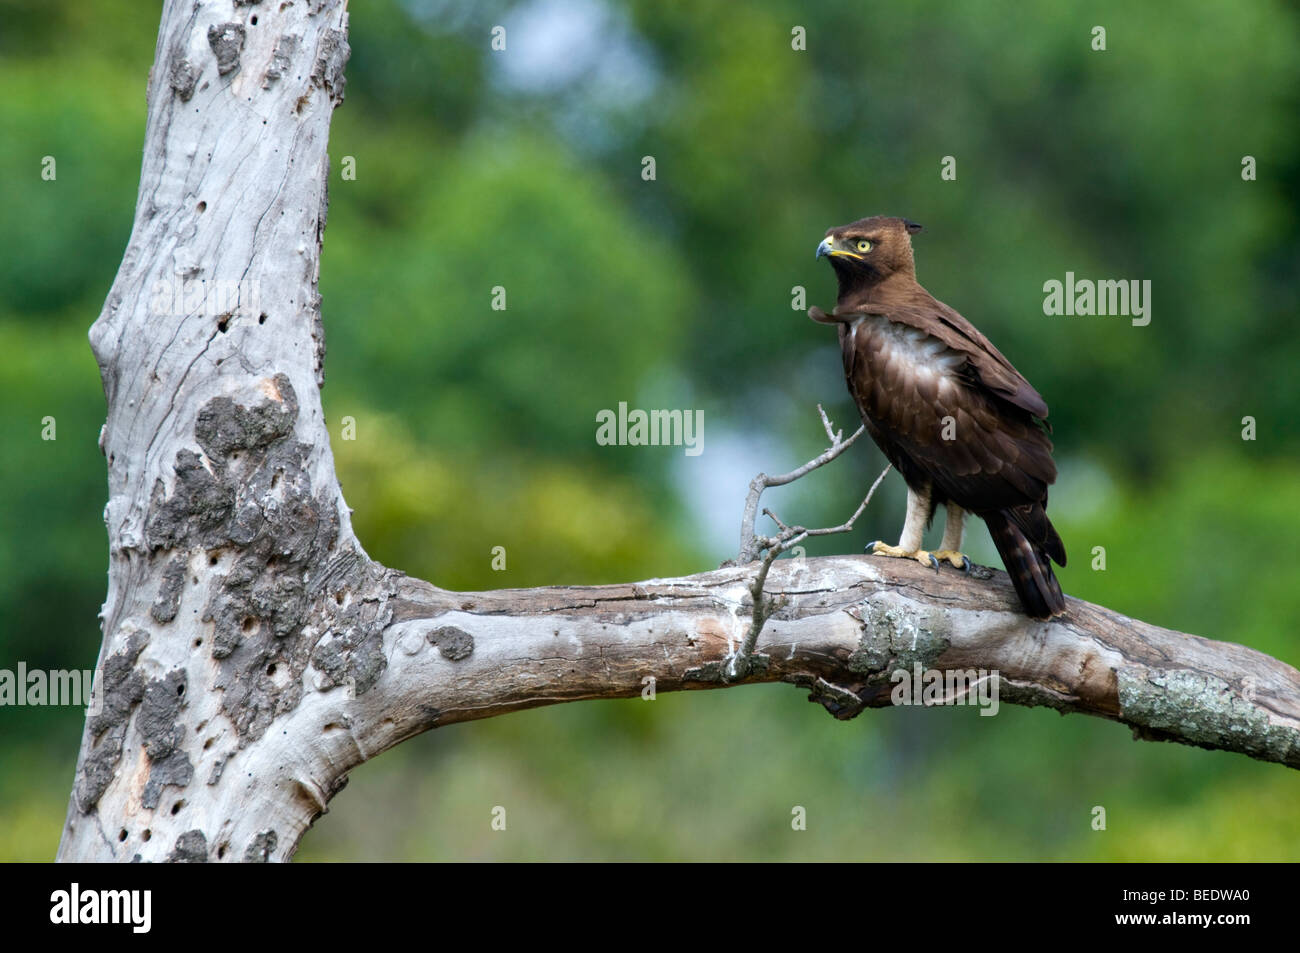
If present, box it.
[816,215,923,300]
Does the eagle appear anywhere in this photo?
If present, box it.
[811,215,1066,618]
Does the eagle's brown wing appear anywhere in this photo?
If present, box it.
[838,295,1050,420]
[843,308,1055,508]
[830,299,1066,616]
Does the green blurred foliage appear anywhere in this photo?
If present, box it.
[0,0,1297,860]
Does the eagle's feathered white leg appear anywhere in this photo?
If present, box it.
[867,482,940,570]
[934,503,972,571]
[897,483,929,551]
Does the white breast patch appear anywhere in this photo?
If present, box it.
[854,314,964,383]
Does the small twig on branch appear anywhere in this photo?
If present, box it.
[733,404,868,566]
[721,406,891,680]
[762,460,892,547]
[722,529,808,681]
[725,463,889,678]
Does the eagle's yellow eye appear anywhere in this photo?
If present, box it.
[856,240,872,253]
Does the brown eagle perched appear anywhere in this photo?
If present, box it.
[811,215,1067,618]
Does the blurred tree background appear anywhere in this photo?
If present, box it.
[1,0,1298,860]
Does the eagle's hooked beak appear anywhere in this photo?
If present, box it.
[816,236,862,261]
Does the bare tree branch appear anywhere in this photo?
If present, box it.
[381,559,1300,772]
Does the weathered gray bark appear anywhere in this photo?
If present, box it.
[57,0,1300,862]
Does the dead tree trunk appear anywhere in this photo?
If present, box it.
[58,0,1300,862]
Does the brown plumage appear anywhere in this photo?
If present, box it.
[812,215,1066,618]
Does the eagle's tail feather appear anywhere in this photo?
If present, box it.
[984,509,1065,619]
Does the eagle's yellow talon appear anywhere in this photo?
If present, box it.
[932,550,971,571]
[868,541,941,570]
